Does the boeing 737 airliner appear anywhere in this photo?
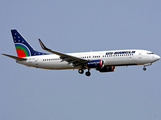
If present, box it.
[2,29,160,76]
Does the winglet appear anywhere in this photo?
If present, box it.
[38,39,50,51]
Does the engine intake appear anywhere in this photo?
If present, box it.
[97,66,115,72]
[87,60,104,68]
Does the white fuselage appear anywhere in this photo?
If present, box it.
[17,49,160,70]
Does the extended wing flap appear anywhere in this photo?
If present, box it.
[38,39,87,65]
[2,54,27,61]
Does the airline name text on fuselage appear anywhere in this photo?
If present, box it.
[106,51,136,55]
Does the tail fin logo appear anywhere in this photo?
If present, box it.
[11,29,48,57]
[15,43,31,57]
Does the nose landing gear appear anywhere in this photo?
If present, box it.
[143,67,146,71]
[143,63,152,71]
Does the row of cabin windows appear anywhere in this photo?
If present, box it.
[82,54,134,59]
[103,54,134,57]
[43,58,60,61]
[81,56,101,58]
[81,56,91,59]
[43,54,134,61]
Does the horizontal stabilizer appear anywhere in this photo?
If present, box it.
[2,54,27,61]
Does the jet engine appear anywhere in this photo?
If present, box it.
[97,66,115,72]
[87,60,104,68]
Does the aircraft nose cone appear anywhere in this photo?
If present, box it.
[154,55,160,61]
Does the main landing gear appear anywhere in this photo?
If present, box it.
[78,69,91,76]
[85,70,91,76]
[78,69,84,74]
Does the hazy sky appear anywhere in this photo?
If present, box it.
[0,1,161,120]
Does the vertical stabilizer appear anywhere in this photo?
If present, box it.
[11,29,47,57]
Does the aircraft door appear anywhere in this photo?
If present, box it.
[35,58,38,65]
[138,52,142,59]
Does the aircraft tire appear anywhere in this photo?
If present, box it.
[85,71,91,76]
[143,68,146,71]
[78,69,84,74]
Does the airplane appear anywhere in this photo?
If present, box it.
[2,29,160,76]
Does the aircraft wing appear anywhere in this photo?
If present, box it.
[38,39,87,66]
[2,54,27,61]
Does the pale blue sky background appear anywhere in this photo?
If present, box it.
[0,0,161,120]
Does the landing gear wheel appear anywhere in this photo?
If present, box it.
[78,69,84,74]
[85,71,91,76]
[143,68,146,71]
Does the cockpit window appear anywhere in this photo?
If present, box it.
[147,52,154,55]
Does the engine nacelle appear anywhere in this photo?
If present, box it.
[97,66,115,72]
[87,60,104,68]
